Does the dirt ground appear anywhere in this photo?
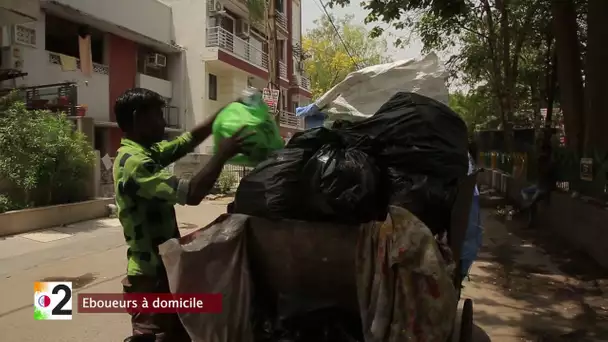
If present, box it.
[463,208,608,341]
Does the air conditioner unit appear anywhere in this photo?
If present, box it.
[1,45,24,70]
[236,19,250,38]
[146,53,167,68]
[209,0,223,13]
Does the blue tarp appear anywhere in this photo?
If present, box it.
[461,154,482,278]
[461,192,481,278]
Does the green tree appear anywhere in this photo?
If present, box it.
[0,93,95,212]
[449,87,498,131]
[330,0,608,155]
[303,14,390,99]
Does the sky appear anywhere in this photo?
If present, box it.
[301,0,425,61]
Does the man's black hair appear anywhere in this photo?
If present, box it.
[114,88,165,132]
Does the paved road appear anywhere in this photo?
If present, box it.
[0,201,228,342]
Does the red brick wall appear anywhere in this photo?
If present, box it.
[107,34,137,155]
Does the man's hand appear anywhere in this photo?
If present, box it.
[216,126,255,162]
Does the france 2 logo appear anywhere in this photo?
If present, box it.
[34,282,73,320]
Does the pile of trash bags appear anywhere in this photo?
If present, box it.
[172,56,469,342]
[234,92,469,235]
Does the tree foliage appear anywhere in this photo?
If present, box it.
[0,94,95,213]
[302,14,390,99]
[328,0,557,150]
[328,0,608,155]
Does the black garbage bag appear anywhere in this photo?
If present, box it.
[302,141,382,223]
[386,169,459,235]
[337,92,469,179]
[233,148,310,220]
[333,92,469,234]
[233,127,340,220]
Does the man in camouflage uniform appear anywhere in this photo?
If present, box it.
[113,88,251,342]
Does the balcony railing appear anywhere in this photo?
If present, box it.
[48,52,109,75]
[291,74,312,92]
[163,106,181,129]
[279,111,305,130]
[300,75,311,91]
[207,26,269,70]
[279,61,287,80]
[1,82,81,116]
[276,10,287,32]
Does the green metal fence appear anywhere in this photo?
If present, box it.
[478,148,608,199]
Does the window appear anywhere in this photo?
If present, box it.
[280,90,287,110]
[45,14,105,64]
[221,15,235,33]
[278,40,286,61]
[293,102,299,113]
[208,74,218,101]
[276,0,285,13]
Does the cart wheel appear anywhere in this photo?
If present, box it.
[459,299,473,342]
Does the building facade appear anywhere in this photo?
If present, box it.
[0,0,311,156]
[186,0,312,152]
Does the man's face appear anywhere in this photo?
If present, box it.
[135,106,166,143]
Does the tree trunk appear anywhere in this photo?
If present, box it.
[583,0,608,152]
[551,0,585,153]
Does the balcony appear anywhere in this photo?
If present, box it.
[44,51,110,121]
[48,52,109,75]
[279,61,287,80]
[276,10,287,33]
[207,26,269,70]
[279,111,305,130]
[41,0,173,46]
[0,82,84,117]
[292,74,312,93]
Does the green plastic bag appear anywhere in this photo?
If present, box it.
[212,99,284,167]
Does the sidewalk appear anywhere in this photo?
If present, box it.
[0,200,229,342]
[463,209,608,341]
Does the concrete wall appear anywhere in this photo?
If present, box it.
[537,192,608,270]
[41,0,173,45]
[136,73,173,99]
[292,0,301,44]
[0,198,113,237]
[163,0,209,151]
[478,169,608,270]
[0,0,40,24]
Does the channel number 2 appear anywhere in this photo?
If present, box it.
[51,284,72,316]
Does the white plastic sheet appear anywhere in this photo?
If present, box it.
[311,53,449,125]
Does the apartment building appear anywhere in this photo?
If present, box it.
[0,0,311,156]
[170,0,312,151]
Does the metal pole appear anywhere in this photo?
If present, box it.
[267,0,280,113]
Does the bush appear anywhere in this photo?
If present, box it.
[216,170,238,194]
[0,93,95,213]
